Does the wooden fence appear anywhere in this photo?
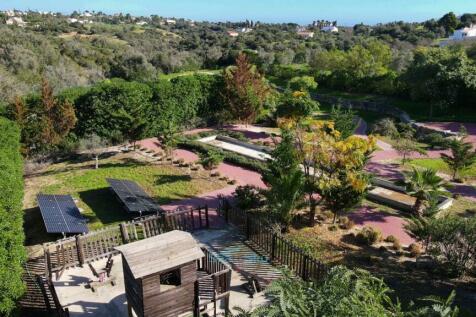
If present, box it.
[217,195,327,281]
[43,206,210,280]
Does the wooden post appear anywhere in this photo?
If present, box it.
[213,275,217,317]
[271,233,277,262]
[120,223,129,243]
[75,235,85,267]
[301,254,308,280]
[127,303,134,317]
[224,202,229,224]
[198,207,203,228]
[190,208,195,230]
[36,276,52,311]
[246,213,251,240]
[44,247,52,281]
[205,205,210,228]
[193,280,200,317]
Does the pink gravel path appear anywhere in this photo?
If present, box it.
[420,122,476,146]
[349,206,415,246]
[137,137,267,226]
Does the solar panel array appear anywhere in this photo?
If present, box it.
[107,178,161,214]
[37,194,89,234]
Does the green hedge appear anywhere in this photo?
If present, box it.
[0,118,26,315]
[178,139,268,174]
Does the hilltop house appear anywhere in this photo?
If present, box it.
[450,24,476,41]
[297,30,315,38]
[321,25,339,33]
[227,30,239,37]
[6,16,27,27]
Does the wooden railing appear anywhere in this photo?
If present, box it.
[199,247,231,296]
[217,195,327,281]
[196,247,232,316]
[43,206,210,279]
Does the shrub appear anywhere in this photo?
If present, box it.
[419,133,450,150]
[384,235,398,243]
[233,185,262,210]
[321,210,335,220]
[409,243,422,257]
[339,216,355,230]
[0,118,26,315]
[178,139,267,173]
[425,216,476,276]
[356,226,382,245]
[371,118,399,138]
[392,240,402,251]
[222,130,249,142]
[199,149,224,170]
[328,224,338,231]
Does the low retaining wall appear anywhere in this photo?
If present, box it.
[216,135,273,153]
[370,178,453,211]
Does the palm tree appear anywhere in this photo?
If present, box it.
[405,168,445,217]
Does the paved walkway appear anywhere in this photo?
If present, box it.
[137,137,266,226]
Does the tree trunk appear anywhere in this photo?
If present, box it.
[95,156,99,169]
[453,169,457,181]
[308,195,316,227]
[413,198,424,217]
[333,211,338,224]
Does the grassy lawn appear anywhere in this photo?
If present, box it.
[23,152,226,245]
[317,88,476,123]
[158,69,221,80]
[409,158,476,179]
[316,102,387,128]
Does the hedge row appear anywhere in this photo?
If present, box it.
[0,118,26,315]
[177,138,268,174]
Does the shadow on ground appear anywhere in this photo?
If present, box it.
[79,188,132,226]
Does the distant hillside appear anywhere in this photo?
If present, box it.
[0,10,475,103]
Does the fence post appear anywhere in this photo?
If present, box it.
[198,207,203,228]
[301,254,308,280]
[245,213,251,240]
[205,205,210,228]
[224,201,229,224]
[190,208,195,230]
[193,280,200,317]
[271,233,277,262]
[75,235,85,267]
[120,223,129,243]
[43,246,52,281]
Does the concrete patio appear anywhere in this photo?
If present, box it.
[53,228,275,316]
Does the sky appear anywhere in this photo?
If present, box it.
[1,0,476,25]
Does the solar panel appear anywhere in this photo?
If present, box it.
[37,194,89,234]
[106,178,162,214]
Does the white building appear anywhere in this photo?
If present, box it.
[6,17,27,27]
[450,25,476,41]
[165,19,176,25]
[321,25,339,33]
[297,30,315,38]
[136,21,148,26]
[227,30,239,37]
[239,27,253,34]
